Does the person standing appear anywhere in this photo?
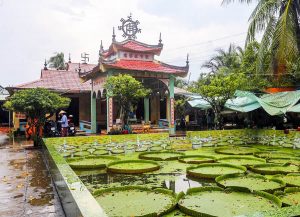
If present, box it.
[59,111,68,137]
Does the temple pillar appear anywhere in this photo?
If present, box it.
[144,97,150,122]
[91,91,97,134]
[150,95,160,124]
[168,76,175,134]
[107,97,113,132]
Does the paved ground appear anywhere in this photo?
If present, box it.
[0,134,65,217]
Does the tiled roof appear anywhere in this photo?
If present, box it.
[67,63,96,72]
[102,59,188,75]
[15,68,91,93]
[101,39,162,57]
[116,40,162,53]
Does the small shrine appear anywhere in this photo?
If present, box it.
[81,15,189,133]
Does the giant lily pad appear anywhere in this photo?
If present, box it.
[93,149,109,155]
[187,163,246,179]
[178,187,281,217]
[251,163,300,175]
[268,157,300,165]
[217,156,266,167]
[73,151,90,157]
[94,186,178,216]
[254,151,296,159]
[216,173,285,192]
[139,151,185,161]
[178,155,215,164]
[277,187,300,206]
[215,146,258,155]
[107,160,160,174]
[67,156,119,169]
[277,173,300,187]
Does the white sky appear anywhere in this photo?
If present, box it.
[0,0,256,87]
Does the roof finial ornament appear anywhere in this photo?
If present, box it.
[99,40,104,57]
[158,32,163,46]
[44,59,48,70]
[118,14,141,40]
[112,27,116,42]
[68,53,71,63]
[186,54,189,66]
[78,63,81,73]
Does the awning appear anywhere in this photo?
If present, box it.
[235,90,300,115]
[224,96,261,113]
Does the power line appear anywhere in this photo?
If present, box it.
[163,32,247,52]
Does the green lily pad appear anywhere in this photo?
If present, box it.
[150,146,164,151]
[94,186,178,216]
[178,155,215,164]
[215,146,258,155]
[67,156,119,169]
[187,163,246,179]
[135,147,148,152]
[139,151,185,161]
[278,187,300,206]
[254,151,296,159]
[73,151,90,157]
[268,157,300,165]
[110,149,125,154]
[107,160,160,174]
[216,173,285,192]
[93,150,109,155]
[251,163,300,175]
[277,173,300,187]
[178,187,281,217]
[217,156,266,167]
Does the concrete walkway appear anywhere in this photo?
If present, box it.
[0,134,65,217]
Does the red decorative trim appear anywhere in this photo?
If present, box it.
[108,98,113,127]
[170,98,175,125]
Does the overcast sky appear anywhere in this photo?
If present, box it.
[0,0,256,87]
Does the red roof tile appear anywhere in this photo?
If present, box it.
[16,69,91,93]
[117,40,162,53]
[102,59,188,75]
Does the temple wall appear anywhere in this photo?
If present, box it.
[79,93,91,122]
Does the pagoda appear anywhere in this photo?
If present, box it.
[81,15,189,133]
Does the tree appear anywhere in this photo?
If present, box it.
[223,0,300,77]
[189,68,250,129]
[4,88,70,146]
[175,78,188,89]
[104,74,151,127]
[48,52,66,70]
[202,43,242,74]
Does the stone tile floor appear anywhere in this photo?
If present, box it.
[0,134,65,217]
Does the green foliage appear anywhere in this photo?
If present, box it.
[4,88,70,144]
[48,52,66,70]
[104,74,151,125]
[190,69,249,127]
[224,0,300,77]
[175,96,186,119]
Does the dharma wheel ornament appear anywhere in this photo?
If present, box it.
[118,14,141,40]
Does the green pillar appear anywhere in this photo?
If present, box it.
[91,92,97,134]
[169,76,175,134]
[106,71,113,133]
[144,98,150,122]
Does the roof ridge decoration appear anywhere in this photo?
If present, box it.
[118,14,141,40]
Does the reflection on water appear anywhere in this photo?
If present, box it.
[79,172,215,193]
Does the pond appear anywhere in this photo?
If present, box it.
[45,131,300,217]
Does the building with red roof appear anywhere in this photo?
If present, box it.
[80,15,188,133]
[10,15,189,134]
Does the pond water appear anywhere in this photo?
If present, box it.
[48,134,300,216]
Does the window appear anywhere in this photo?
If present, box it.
[124,53,127,58]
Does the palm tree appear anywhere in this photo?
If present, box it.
[48,52,66,70]
[223,0,300,76]
[202,43,242,73]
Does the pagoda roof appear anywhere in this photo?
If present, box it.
[102,39,163,57]
[102,59,188,75]
[12,63,94,93]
